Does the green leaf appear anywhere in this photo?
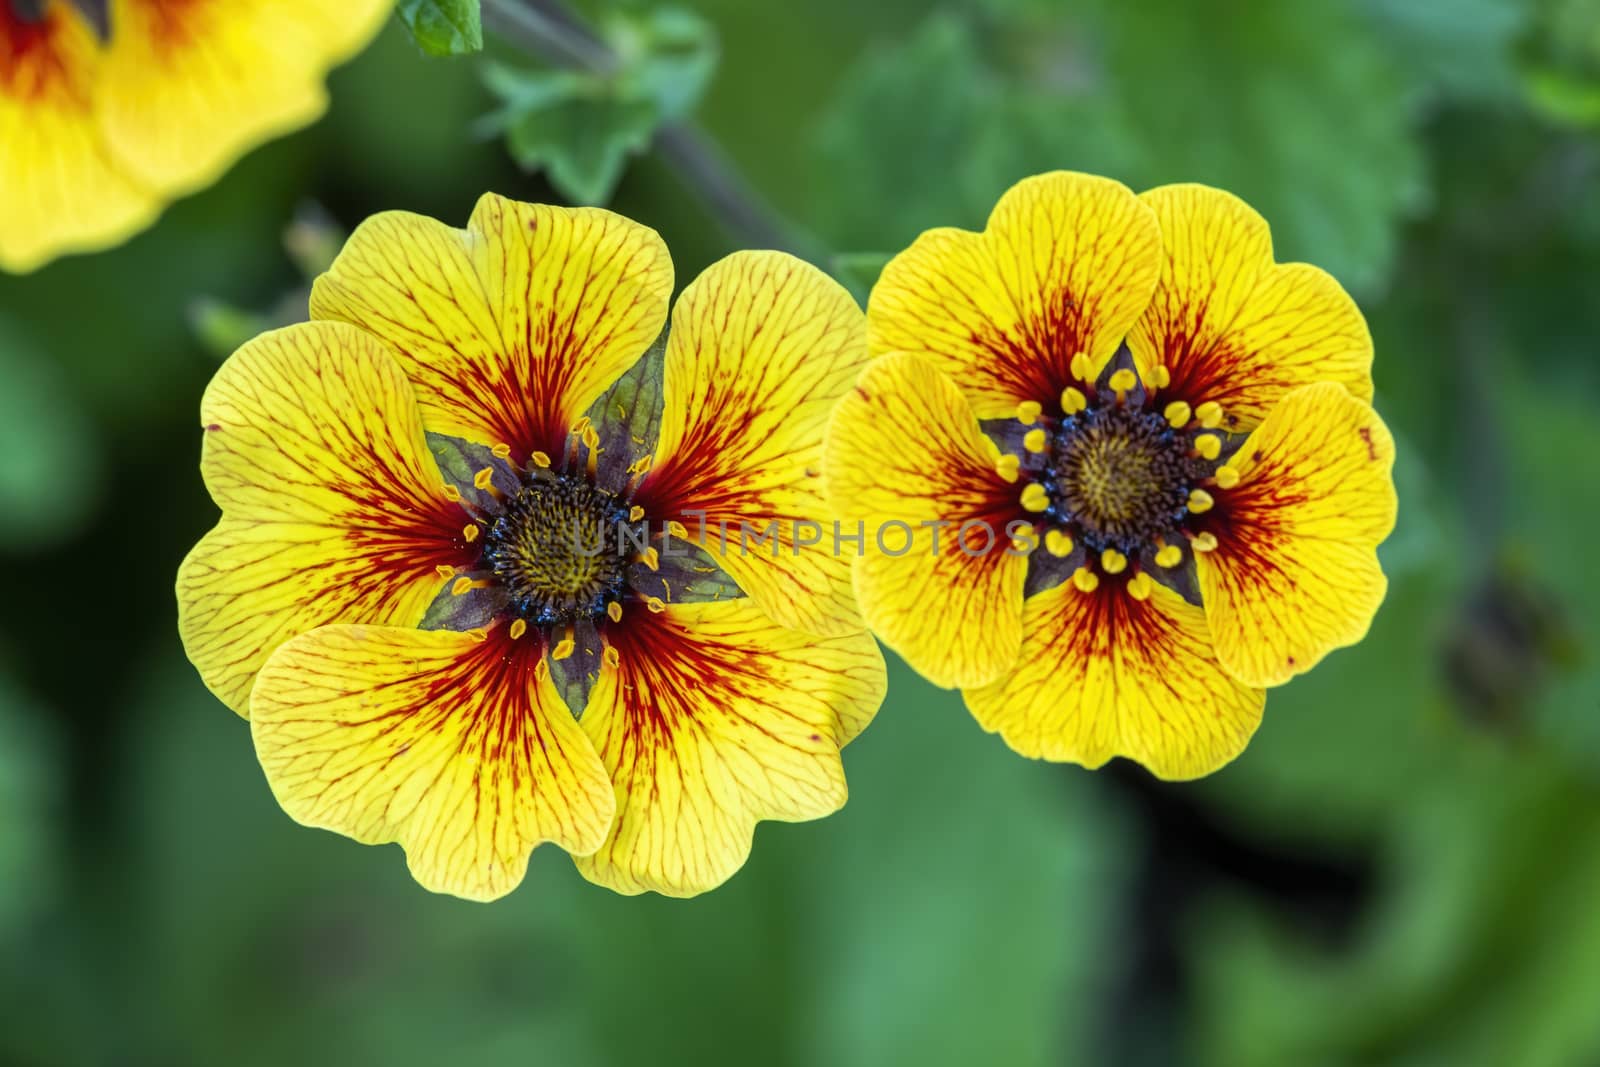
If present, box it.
[397,0,483,57]
[612,8,718,122]
[0,318,103,552]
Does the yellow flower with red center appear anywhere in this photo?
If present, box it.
[824,172,1396,780]
[0,0,389,272]
[176,194,886,900]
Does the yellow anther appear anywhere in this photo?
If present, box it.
[602,646,621,669]
[995,454,1021,483]
[1023,428,1048,454]
[435,564,455,580]
[629,505,646,522]
[551,637,575,661]
[1195,401,1224,429]
[466,627,489,643]
[629,453,654,475]
[451,576,473,596]
[571,415,592,436]
[1155,543,1183,569]
[1060,386,1088,415]
[1020,482,1051,513]
[1213,465,1241,490]
[1192,531,1219,553]
[1108,368,1137,393]
[1194,434,1221,460]
[490,443,511,459]
[640,546,660,571]
[529,451,552,468]
[607,601,623,623]
[1164,401,1192,428]
[1016,400,1042,425]
[441,484,462,502]
[1069,351,1093,382]
[1152,365,1172,389]
[667,520,689,540]
[1100,548,1128,575]
[462,524,480,543]
[1011,530,1038,554]
[645,596,667,614]
[1044,529,1074,557]
[1071,566,1100,593]
[473,467,495,491]
[508,619,527,640]
[1126,572,1153,601]
[1187,488,1215,514]
[581,424,600,450]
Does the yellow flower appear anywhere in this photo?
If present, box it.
[177,194,886,900]
[824,172,1396,780]
[0,0,389,273]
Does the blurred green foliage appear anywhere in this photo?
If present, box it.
[2,1,1599,1065]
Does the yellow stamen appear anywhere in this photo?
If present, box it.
[1213,465,1240,490]
[628,454,654,475]
[1060,386,1088,415]
[462,524,480,543]
[1011,530,1038,554]
[1163,401,1192,428]
[1152,365,1172,389]
[667,519,689,540]
[607,602,623,623]
[1194,434,1221,460]
[1020,482,1051,513]
[571,416,592,436]
[1108,368,1137,394]
[1100,548,1128,575]
[602,646,621,669]
[645,596,667,614]
[508,618,527,640]
[1187,489,1215,514]
[1071,566,1100,593]
[435,564,455,580]
[1155,543,1183,568]
[995,454,1021,483]
[441,484,462,502]
[551,637,575,660]
[491,443,512,459]
[529,451,551,469]
[451,576,473,596]
[1126,572,1153,601]
[1016,400,1042,425]
[629,504,645,522]
[581,424,599,450]
[1069,351,1093,383]
[466,627,489,643]
[1023,428,1048,454]
[472,467,495,491]
[1044,529,1074,557]
[1192,531,1219,553]
[639,546,660,571]
[1195,401,1224,429]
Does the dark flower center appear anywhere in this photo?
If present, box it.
[481,473,631,625]
[1053,406,1206,554]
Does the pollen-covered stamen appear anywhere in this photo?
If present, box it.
[481,473,631,625]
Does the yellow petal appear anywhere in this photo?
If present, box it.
[965,579,1265,780]
[97,0,390,195]
[574,599,885,896]
[1128,184,1373,431]
[638,251,869,635]
[1197,381,1397,687]
[868,171,1163,418]
[177,323,468,716]
[824,353,1028,688]
[252,626,616,902]
[0,6,158,273]
[311,193,673,456]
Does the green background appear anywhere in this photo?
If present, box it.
[3,0,1600,1063]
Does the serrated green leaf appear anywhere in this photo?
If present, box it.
[612,7,718,121]
[397,0,483,57]
[505,89,660,204]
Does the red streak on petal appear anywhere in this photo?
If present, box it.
[0,5,70,101]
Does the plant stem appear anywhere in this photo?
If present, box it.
[480,0,818,260]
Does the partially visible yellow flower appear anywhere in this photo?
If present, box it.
[0,0,390,273]
[177,194,885,900]
[825,172,1396,780]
